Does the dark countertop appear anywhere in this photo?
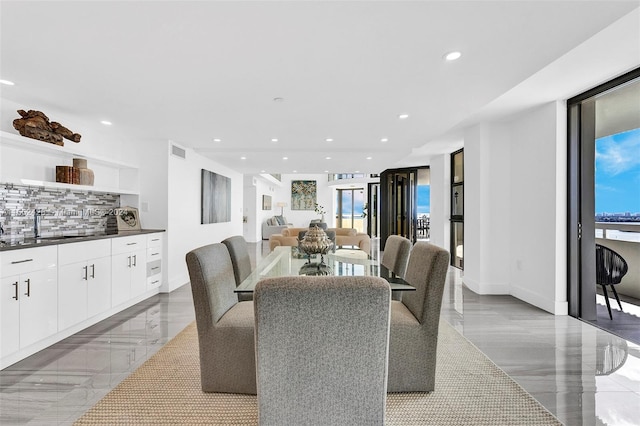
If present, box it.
[0,229,165,252]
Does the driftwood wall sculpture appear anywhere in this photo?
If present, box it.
[13,109,81,145]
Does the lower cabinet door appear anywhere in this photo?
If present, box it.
[1,275,20,358]
[19,268,58,348]
[58,262,88,331]
[130,249,147,298]
[112,252,132,307]
[87,256,112,318]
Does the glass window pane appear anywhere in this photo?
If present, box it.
[453,222,464,269]
[453,151,464,183]
[452,185,464,216]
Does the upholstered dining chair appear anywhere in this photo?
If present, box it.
[185,243,256,394]
[382,235,412,301]
[222,235,253,301]
[387,241,450,392]
[596,243,628,320]
[254,276,391,425]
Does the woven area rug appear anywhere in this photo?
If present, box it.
[75,321,562,425]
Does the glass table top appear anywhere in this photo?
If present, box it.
[236,245,415,293]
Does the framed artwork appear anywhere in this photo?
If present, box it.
[291,180,316,210]
[262,194,272,210]
[201,169,231,224]
[117,206,141,231]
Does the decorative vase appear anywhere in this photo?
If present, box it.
[73,158,94,186]
[299,225,332,265]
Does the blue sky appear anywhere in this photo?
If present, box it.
[417,185,430,215]
[595,128,640,214]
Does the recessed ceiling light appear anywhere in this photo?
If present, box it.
[240,156,246,160]
[324,170,329,173]
[100,120,112,126]
[366,156,372,160]
[0,79,15,86]
[271,138,278,142]
[213,138,221,142]
[380,138,388,143]
[325,156,331,160]
[283,156,288,160]
[354,170,360,173]
[444,51,462,61]
[261,170,266,173]
[292,170,297,173]
[398,114,409,120]
[325,138,333,142]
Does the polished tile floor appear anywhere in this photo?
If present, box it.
[1,240,639,425]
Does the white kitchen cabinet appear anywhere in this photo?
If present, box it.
[0,246,57,359]
[57,239,112,331]
[111,235,147,307]
[146,233,163,290]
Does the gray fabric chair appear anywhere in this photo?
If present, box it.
[185,243,256,394]
[387,241,450,392]
[254,276,391,425]
[221,235,253,301]
[381,235,412,278]
[382,235,412,301]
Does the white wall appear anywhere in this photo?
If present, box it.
[429,154,450,250]
[506,101,567,314]
[273,174,334,227]
[463,123,511,294]
[243,175,281,242]
[166,146,243,292]
[460,102,567,314]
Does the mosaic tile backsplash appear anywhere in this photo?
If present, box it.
[0,183,120,240]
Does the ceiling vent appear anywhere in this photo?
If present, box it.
[171,144,186,159]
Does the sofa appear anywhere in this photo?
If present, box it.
[329,228,371,253]
[262,216,292,240]
[268,227,308,251]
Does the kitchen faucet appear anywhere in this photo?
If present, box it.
[34,209,43,238]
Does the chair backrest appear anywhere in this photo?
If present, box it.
[221,235,252,286]
[254,276,391,425]
[185,243,238,327]
[596,243,629,285]
[401,242,450,324]
[381,235,412,278]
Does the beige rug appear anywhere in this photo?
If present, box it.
[75,321,562,425]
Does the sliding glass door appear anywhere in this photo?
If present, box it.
[568,67,640,320]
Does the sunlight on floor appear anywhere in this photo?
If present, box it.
[596,294,640,318]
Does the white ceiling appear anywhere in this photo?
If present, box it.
[1,1,639,175]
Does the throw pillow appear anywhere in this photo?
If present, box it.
[275,215,286,225]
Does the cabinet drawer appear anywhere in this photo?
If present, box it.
[58,239,111,266]
[0,246,57,277]
[147,247,162,261]
[147,233,163,248]
[147,275,162,289]
[112,235,147,255]
[147,259,161,277]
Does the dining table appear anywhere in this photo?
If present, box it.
[235,245,415,293]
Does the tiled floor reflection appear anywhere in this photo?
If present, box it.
[0,239,639,425]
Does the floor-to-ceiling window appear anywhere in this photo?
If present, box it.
[417,168,430,240]
[568,67,640,342]
[451,149,464,269]
[336,188,365,232]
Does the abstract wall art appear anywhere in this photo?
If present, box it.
[291,180,316,210]
[201,169,231,224]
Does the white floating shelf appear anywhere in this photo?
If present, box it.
[0,131,138,169]
[15,179,139,196]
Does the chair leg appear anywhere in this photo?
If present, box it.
[609,285,624,312]
[601,284,613,320]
